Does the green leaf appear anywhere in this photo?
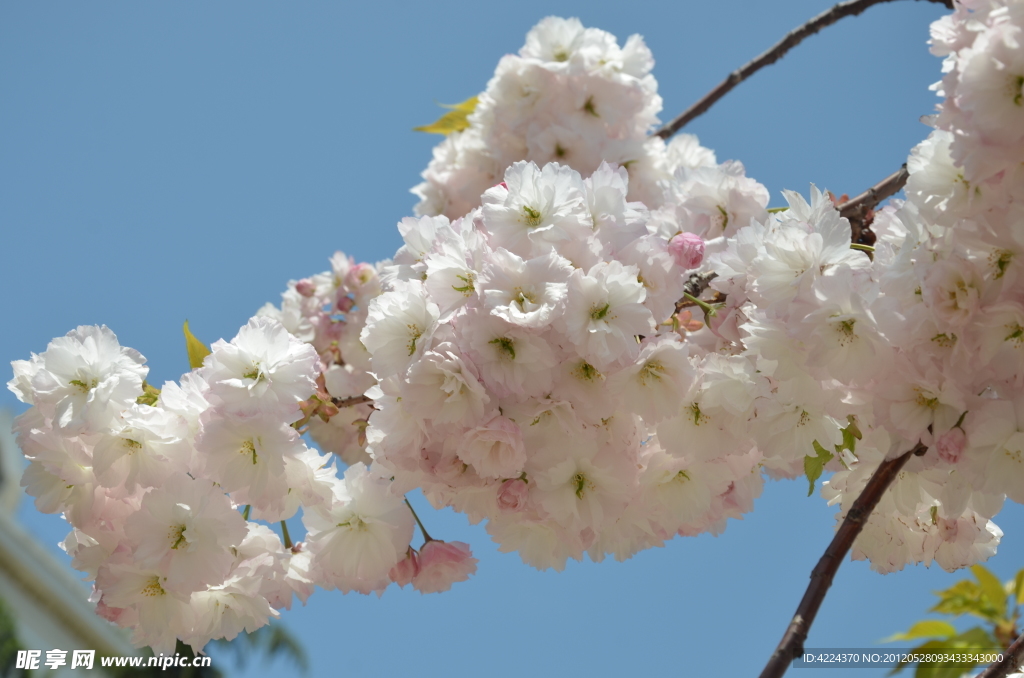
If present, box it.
[805,440,833,496]
[413,96,479,135]
[845,414,863,441]
[894,633,993,678]
[972,564,1008,620]
[183,320,211,370]
[882,620,957,642]
[930,579,998,621]
[135,380,161,406]
[1014,568,1024,604]
[915,627,998,678]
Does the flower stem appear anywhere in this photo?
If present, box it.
[849,242,875,253]
[280,520,293,549]
[682,293,717,317]
[404,497,434,543]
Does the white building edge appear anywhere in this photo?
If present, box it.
[0,410,138,674]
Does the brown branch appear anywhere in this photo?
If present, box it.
[759,441,928,678]
[674,272,720,315]
[976,632,1024,678]
[332,395,373,408]
[837,164,909,245]
[654,0,953,140]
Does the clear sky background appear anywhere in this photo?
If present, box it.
[3,1,1022,677]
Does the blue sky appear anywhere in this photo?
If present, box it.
[3,1,1022,677]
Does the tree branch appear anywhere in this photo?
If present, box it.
[759,441,928,678]
[976,632,1024,678]
[837,163,909,245]
[654,0,953,139]
[332,395,373,408]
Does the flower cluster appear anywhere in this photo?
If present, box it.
[704,0,1024,574]
[824,0,1024,573]
[7,320,454,654]
[256,251,381,467]
[412,16,723,219]
[364,159,784,569]
[8,2,1024,656]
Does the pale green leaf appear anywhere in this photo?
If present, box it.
[930,579,999,621]
[135,381,161,407]
[413,96,479,135]
[183,320,211,370]
[972,564,1007,620]
[882,620,957,643]
[804,440,833,497]
[1015,568,1024,604]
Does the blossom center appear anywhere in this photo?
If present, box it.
[489,336,517,361]
[241,439,258,465]
[168,524,187,550]
[452,273,475,296]
[69,378,98,393]
[571,361,600,382]
[689,402,709,426]
[1005,323,1024,346]
[406,324,424,356]
[521,205,543,227]
[338,515,369,531]
[637,360,665,386]
[140,576,166,598]
[572,472,593,499]
[991,249,1013,278]
[242,363,265,382]
[590,303,611,321]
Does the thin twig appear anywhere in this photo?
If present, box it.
[654,0,952,139]
[976,633,1024,678]
[837,164,909,245]
[332,394,373,408]
[674,272,721,315]
[405,497,434,543]
[759,441,927,678]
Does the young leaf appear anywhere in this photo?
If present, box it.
[930,579,996,621]
[804,440,833,497]
[183,320,211,370]
[135,380,161,406]
[882,619,957,642]
[413,96,479,135]
[915,626,999,678]
[971,564,1008,621]
[1015,568,1024,605]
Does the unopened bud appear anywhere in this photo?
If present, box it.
[668,232,705,270]
[336,295,355,313]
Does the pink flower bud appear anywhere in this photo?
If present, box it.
[344,263,378,291]
[413,541,478,594]
[389,548,420,588]
[336,295,355,313]
[936,427,967,464]
[295,278,317,297]
[668,232,705,269]
[497,478,529,512]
